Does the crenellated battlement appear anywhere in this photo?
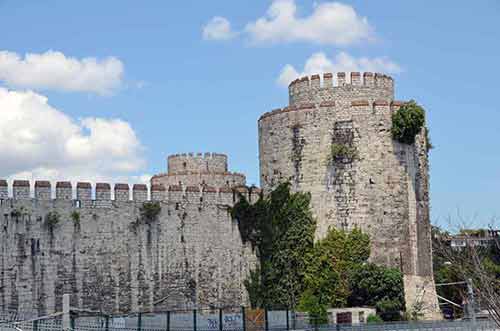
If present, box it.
[288,72,393,92]
[288,72,394,107]
[0,179,261,207]
[167,152,228,174]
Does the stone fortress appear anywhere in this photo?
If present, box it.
[0,72,440,319]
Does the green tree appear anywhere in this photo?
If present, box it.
[234,184,405,322]
[391,100,426,144]
[244,268,265,309]
[297,289,328,325]
[348,263,404,321]
[301,228,370,310]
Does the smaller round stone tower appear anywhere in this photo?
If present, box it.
[151,152,246,188]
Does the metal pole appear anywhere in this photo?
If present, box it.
[241,306,246,331]
[62,294,70,331]
[105,315,110,331]
[286,309,289,331]
[138,312,142,331]
[193,309,197,331]
[166,311,170,331]
[264,308,269,331]
[219,309,223,331]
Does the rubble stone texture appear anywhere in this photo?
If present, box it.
[0,156,258,314]
[258,72,441,319]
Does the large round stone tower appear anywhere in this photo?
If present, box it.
[258,72,441,319]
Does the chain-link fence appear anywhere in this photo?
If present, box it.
[0,310,62,331]
[68,309,500,331]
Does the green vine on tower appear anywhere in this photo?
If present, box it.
[140,201,162,223]
[231,183,404,321]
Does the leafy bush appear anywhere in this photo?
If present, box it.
[301,228,370,313]
[71,211,81,230]
[391,100,426,144]
[348,263,404,321]
[44,211,60,230]
[376,298,403,321]
[367,314,383,324]
[330,143,357,162]
[298,289,328,325]
[10,208,23,218]
[140,201,161,222]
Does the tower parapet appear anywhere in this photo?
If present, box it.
[168,152,228,174]
[288,72,394,107]
[153,152,246,188]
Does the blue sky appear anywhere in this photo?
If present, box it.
[0,1,499,225]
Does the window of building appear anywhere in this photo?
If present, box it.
[336,312,352,324]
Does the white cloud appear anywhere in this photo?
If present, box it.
[0,50,123,95]
[245,0,373,45]
[202,16,236,41]
[0,87,148,187]
[277,52,402,86]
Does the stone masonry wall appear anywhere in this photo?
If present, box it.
[0,181,259,315]
[258,72,440,319]
[152,153,246,188]
[167,153,228,174]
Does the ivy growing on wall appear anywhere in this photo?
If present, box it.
[291,125,306,183]
[10,207,25,219]
[425,127,434,152]
[231,183,405,321]
[44,211,60,234]
[231,183,316,309]
[140,201,161,223]
[330,143,358,163]
[71,211,81,231]
[391,100,426,145]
